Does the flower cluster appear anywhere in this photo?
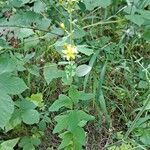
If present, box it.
[62,44,78,61]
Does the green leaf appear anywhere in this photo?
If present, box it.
[8,11,41,26]
[58,131,72,150]
[44,63,64,84]
[76,65,92,77]
[0,55,16,74]
[68,86,79,104]
[17,100,36,110]
[73,27,86,39]
[96,61,111,127]
[28,65,40,77]
[34,0,46,13]
[53,115,68,133]
[138,10,150,20]
[0,38,10,50]
[68,110,94,131]
[0,92,14,129]
[78,110,95,121]
[83,0,111,10]
[138,80,148,89]
[72,127,86,146]
[22,109,40,125]
[19,136,40,150]
[5,109,22,132]
[27,93,44,107]
[140,130,150,145]
[24,36,40,50]
[16,28,34,40]
[49,94,73,112]
[78,1,86,12]
[125,14,145,26]
[77,45,93,56]
[0,138,19,150]
[78,91,94,101]
[9,0,30,7]
[143,29,150,41]
[0,73,28,95]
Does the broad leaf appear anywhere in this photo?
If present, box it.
[77,45,93,56]
[0,92,14,129]
[19,136,41,150]
[125,14,145,26]
[58,131,72,150]
[27,93,44,107]
[0,138,19,150]
[49,94,72,112]
[0,73,28,95]
[44,63,64,84]
[22,109,40,125]
[0,55,16,74]
[83,0,111,10]
[78,91,94,101]
[76,65,92,77]
[10,0,30,7]
[53,115,68,133]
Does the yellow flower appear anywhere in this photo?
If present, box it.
[60,23,65,29]
[62,44,77,60]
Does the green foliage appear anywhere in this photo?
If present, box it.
[18,136,41,150]
[44,63,64,84]
[0,91,14,129]
[49,87,94,149]
[0,138,19,150]
[0,0,149,149]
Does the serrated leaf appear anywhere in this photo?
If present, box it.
[76,65,92,77]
